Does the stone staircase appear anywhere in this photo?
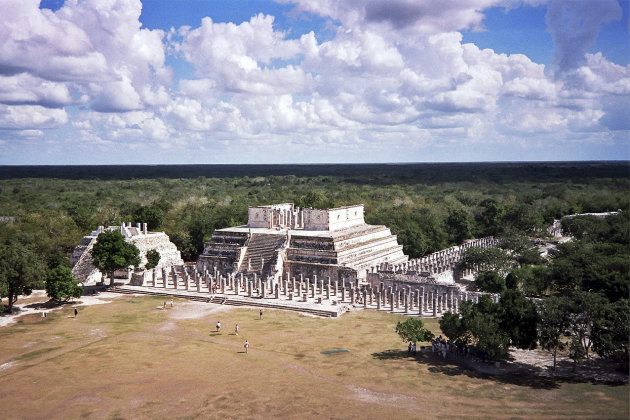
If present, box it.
[71,236,99,283]
[241,234,287,274]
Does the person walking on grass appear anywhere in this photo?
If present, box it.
[244,340,249,354]
[216,321,221,332]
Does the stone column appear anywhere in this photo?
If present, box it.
[275,284,279,299]
[376,291,381,309]
[172,266,178,290]
[363,289,367,308]
[432,296,437,317]
[349,287,355,304]
[162,268,168,288]
[390,293,394,312]
[341,286,346,302]
[234,277,239,296]
[419,294,424,316]
[261,282,266,298]
[325,284,330,300]
[196,273,202,292]
[334,281,338,296]
[404,293,409,313]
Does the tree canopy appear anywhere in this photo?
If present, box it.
[0,239,47,312]
[395,318,435,344]
[90,230,141,286]
[46,265,83,302]
[145,249,160,270]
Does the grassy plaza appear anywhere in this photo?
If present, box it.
[1,295,627,419]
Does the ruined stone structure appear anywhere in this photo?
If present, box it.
[70,222,183,284]
[367,237,499,284]
[198,203,408,282]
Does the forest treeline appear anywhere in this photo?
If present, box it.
[0,162,628,264]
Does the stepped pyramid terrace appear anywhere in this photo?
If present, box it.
[198,203,408,282]
[70,222,183,284]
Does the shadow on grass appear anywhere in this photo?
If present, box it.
[372,349,626,389]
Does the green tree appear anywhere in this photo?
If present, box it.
[445,208,472,244]
[395,318,435,345]
[46,265,83,302]
[476,199,505,236]
[497,289,538,350]
[90,230,141,286]
[145,249,160,270]
[474,271,506,294]
[456,247,514,277]
[565,291,607,361]
[135,205,164,230]
[592,299,629,366]
[439,311,471,346]
[538,296,569,372]
[0,241,47,312]
[505,265,550,297]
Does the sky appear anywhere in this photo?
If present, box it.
[0,0,628,164]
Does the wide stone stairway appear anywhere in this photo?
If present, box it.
[241,233,286,274]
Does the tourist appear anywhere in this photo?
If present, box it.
[408,342,412,354]
[235,324,239,335]
[170,299,173,308]
[259,309,263,320]
[74,308,78,318]
[244,340,249,354]
[163,301,166,309]
[216,321,221,332]
[412,343,417,355]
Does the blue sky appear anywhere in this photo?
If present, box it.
[1,0,628,164]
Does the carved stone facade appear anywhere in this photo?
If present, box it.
[198,203,407,281]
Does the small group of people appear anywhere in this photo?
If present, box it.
[214,320,248,353]
[407,342,417,355]
[432,336,450,358]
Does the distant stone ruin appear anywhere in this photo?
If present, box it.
[70,222,183,284]
[198,203,408,282]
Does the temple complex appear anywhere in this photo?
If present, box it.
[198,203,408,282]
[70,222,183,284]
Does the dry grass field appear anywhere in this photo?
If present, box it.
[1,295,627,419]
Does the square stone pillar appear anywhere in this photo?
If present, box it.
[419,294,424,315]
[235,278,239,296]
[376,291,381,309]
[363,289,367,308]
[390,293,394,312]
[275,284,279,299]
[325,284,330,300]
[432,297,437,317]
[310,283,315,298]
[349,287,354,304]
[341,286,346,302]
[334,281,338,296]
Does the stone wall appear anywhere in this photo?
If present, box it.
[303,205,364,231]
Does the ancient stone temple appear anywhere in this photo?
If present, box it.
[198,203,408,282]
[70,222,183,284]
